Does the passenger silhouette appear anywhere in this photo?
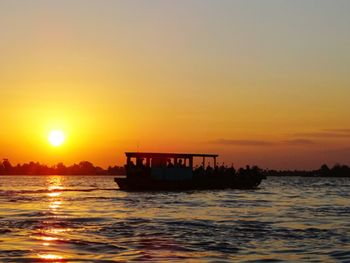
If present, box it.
[177,159,184,167]
[167,159,174,168]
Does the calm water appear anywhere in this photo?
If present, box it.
[0,176,349,262]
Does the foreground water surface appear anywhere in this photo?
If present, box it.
[0,176,349,262]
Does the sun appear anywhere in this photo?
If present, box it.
[48,130,65,147]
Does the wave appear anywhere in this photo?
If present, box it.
[1,176,350,262]
[0,188,117,195]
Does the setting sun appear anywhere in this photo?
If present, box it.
[48,130,65,147]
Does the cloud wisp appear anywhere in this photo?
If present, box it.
[294,129,350,139]
[212,139,274,146]
[212,138,314,147]
[283,139,314,145]
[212,128,350,147]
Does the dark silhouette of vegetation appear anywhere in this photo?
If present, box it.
[264,164,350,178]
[0,159,349,177]
[0,159,125,175]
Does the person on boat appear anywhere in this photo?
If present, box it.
[136,158,145,168]
[214,165,219,174]
[227,165,236,176]
[129,160,135,168]
[219,163,226,175]
[177,159,184,167]
[194,165,204,176]
[167,159,174,168]
[206,164,213,176]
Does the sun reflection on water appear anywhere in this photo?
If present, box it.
[48,185,64,191]
[46,228,71,234]
[35,176,68,261]
[37,253,65,261]
[47,192,62,198]
[49,201,62,210]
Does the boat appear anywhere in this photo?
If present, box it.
[114,152,265,191]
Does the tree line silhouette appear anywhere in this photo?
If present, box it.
[264,164,350,177]
[0,159,349,177]
[0,159,125,175]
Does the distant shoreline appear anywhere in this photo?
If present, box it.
[0,174,119,176]
[1,159,349,177]
[264,165,350,178]
[0,174,349,178]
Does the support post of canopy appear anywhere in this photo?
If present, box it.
[214,157,217,167]
[202,157,205,168]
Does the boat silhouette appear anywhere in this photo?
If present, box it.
[115,152,265,191]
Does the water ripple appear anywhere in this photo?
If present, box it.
[0,175,349,262]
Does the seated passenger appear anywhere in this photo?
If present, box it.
[214,165,219,175]
[194,165,204,175]
[167,159,174,168]
[177,159,184,167]
[129,160,135,167]
[219,163,226,174]
[206,164,213,175]
[136,158,145,168]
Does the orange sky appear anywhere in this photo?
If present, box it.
[1,1,350,169]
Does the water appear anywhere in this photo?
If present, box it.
[0,176,349,262]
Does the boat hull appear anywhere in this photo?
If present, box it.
[115,174,264,191]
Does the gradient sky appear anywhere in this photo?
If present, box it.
[1,0,350,169]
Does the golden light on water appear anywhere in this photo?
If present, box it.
[47,228,71,234]
[34,176,67,261]
[49,201,62,210]
[48,185,63,191]
[40,236,59,242]
[37,254,63,260]
[47,192,62,198]
[47,177,63,198]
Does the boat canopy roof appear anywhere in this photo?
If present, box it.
[125,152,218,159]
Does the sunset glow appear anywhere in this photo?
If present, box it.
[0,1,349,169]
[48,130,65,147]
[0,2,349,262]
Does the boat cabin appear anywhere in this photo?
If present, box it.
[125,152,218,181]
